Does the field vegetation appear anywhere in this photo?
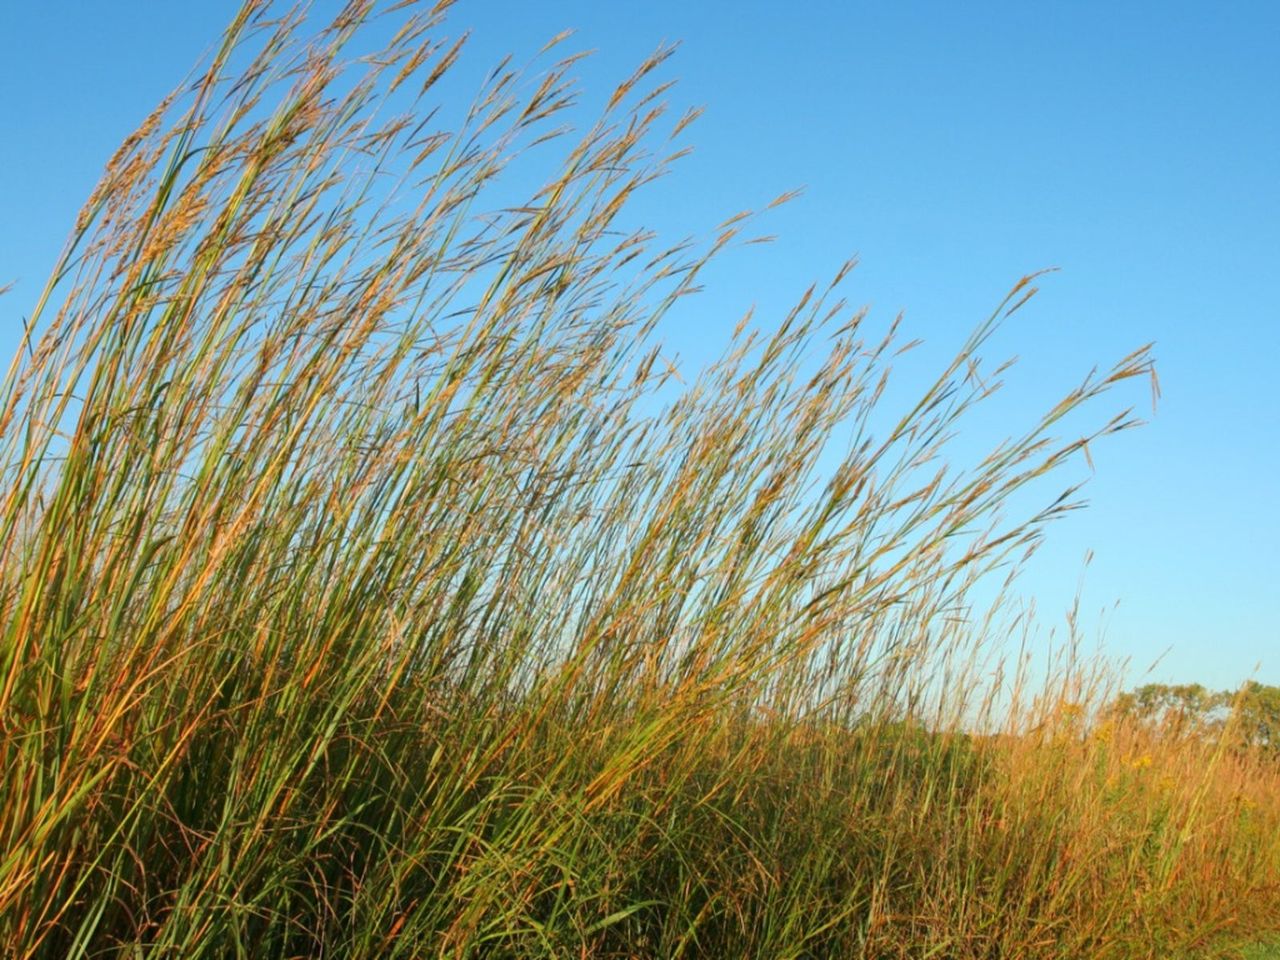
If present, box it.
[2,2,1277,956]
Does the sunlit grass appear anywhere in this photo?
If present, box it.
[1,1,1276,957]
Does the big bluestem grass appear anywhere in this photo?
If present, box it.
[1,2,1276,957]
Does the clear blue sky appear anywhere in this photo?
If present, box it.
[1,2,1276,691]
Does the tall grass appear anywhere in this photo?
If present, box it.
[1,2,1276,956]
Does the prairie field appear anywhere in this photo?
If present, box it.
[1,2,1277,957]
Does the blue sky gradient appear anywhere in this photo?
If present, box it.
[1,2,1275,690]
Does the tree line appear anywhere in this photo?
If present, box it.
[1109,681,1280,751]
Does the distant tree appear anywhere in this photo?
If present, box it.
[1232,681,1280,752]
[1109,681,1280,753]
[1109,682,1226,736]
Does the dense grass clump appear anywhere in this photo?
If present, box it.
[2,2,1277,957]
